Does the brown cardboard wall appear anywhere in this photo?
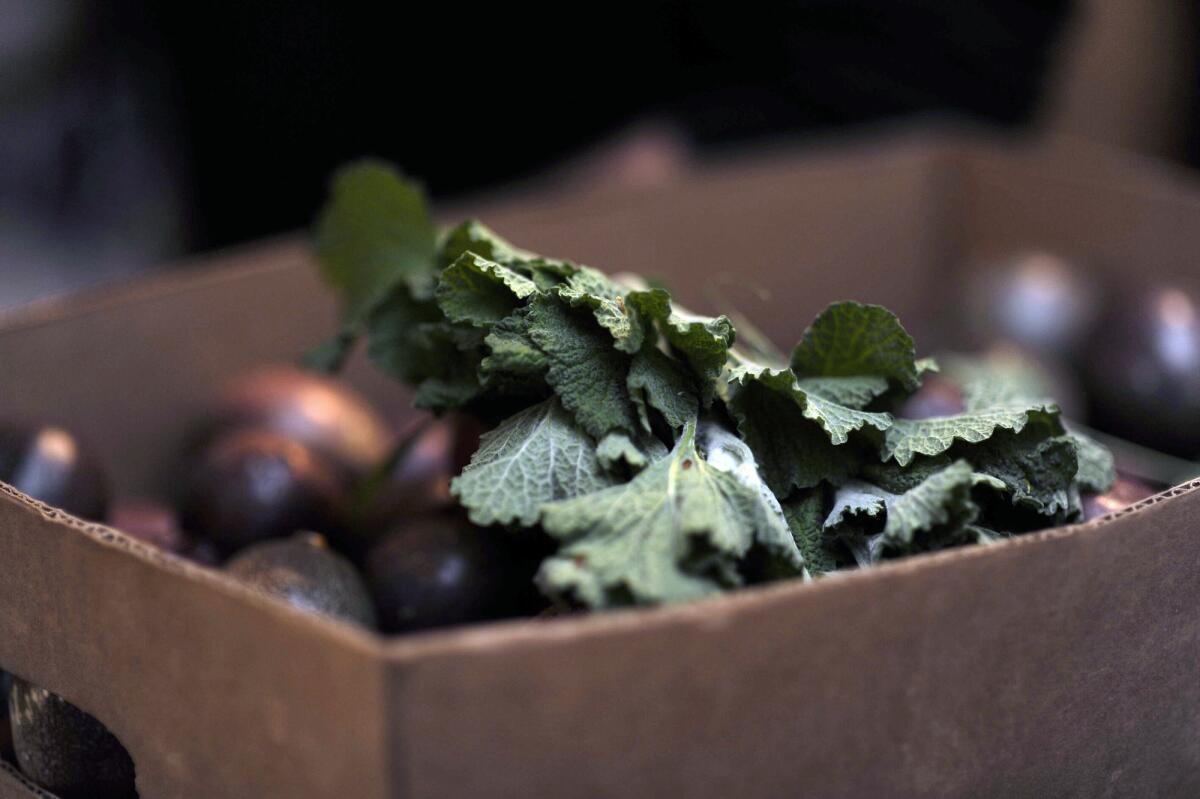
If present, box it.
[957,136,1200,284]
[382,482,1200,798]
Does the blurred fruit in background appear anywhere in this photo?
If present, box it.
[901,344,1083,422]
[0,423,108,521]
[107,498,189,553]
[180,430,347,555]
[225,532,377,628]
[106,497,219,564]
[196,365,394,484]
[1081,475,1157,521]
[354,418,456,540]
[954,253,1200,480]
[960,251,1100,363]
[364,511,545,634]
[898,374,966,420]
[1085,282,1200,457]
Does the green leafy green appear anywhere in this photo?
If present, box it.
[365,288,484,409]
[794,375,890,409]
[730,365,892,446]
[526,298,637,438]
[726,374,860,495]
[883,404,1061,466]
[942,351,1054,410]
[966,430,1077,516]
[626,289,734,395]
[791,301,921,390]
[311,163,1119,612]
[824,481,889,529]
[881,460,980,549]
[696,417,799,574]
[316,161,438,322]
[867,427,1078,519]
[436,253,538,327]
[450,398,615,526]
[1068,428,1117,494]
[824,462,984,564]
[439,219,535,267]
[539,419,800,608]
[781,490,838,576]
[596,431,668,474]
[557,267,648,354]
[627,347,698,434]
[478,310,548,395]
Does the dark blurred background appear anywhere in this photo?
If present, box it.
[0,1,1196,307]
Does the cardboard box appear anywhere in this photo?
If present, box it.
[2,128,1200,798]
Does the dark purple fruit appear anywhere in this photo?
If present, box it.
[108,499,219,566]
[358,418,455,534]
[9,678,136,799]
[898,375,965,420]
[0,424,108,521]
[961,251,1099,360]
[226,533,376,627]
[901,346,1083,420]
[1085,283,1200,456]
[450,414,486,474]
[1082,476,1157,521]
[108,499,191,554]
[202,365,392,482]
[365,512,543,634]
[180,430,346,555]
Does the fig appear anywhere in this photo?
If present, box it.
[199,366,392,482]
[356,418,455,535]
[180,430,345,555]
[1085,283,1200,456]
[225,533,376,627]
[960,251,1099,361]
[898,374,965,419]
[9,678,136,799]
[0,424,107,521]
[107,499,220,565]
[1081,476,1157,521]
[364,511,543,634]
[107,499,191,555]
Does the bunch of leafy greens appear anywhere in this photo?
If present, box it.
[311,162,1116,610]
